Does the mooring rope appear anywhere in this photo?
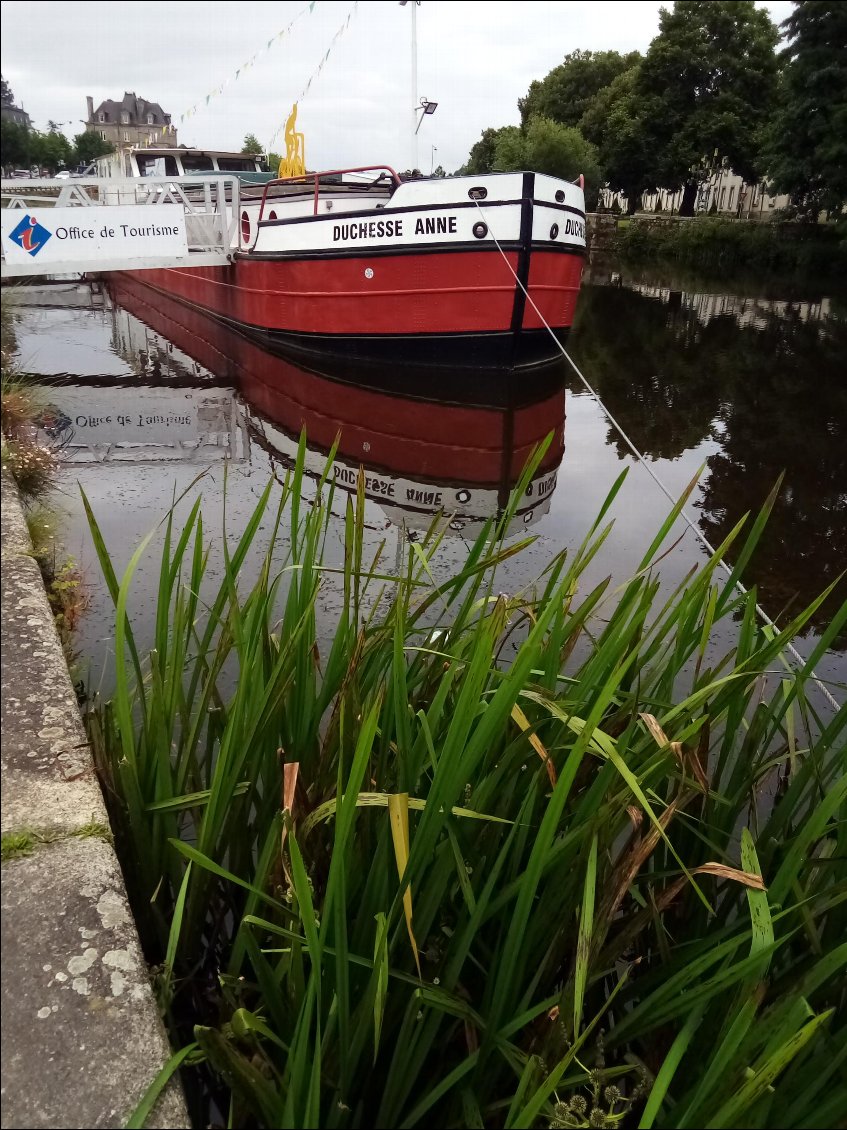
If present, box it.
[472,196,842,713]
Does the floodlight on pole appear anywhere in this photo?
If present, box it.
[415,97,438,135]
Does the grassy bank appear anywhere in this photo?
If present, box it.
[612,218,847,279]
[85,441,845,1129]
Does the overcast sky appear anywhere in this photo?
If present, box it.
[2,0,794,173]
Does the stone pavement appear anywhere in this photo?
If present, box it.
[1,470,188,1129]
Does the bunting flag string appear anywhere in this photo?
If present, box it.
[178,1,318,126]
[267,2,359,153]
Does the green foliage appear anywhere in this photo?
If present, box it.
[1,832,36,861]
[492,117,602,209]
[73,130,114,166]
[30,127,74,173]
[764,1,847,217]
[1,439,57,501]
[242,133,264,156]
[635,0,780,205]
[518,49,641,130]
[1,74,14,107]
[0,117,31,169]
[613,216,847,277]
[578,66,654,208]
[1,822,111,862]
[461,126,519,175]
[86,441,846,1129]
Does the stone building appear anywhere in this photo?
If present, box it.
[599,168,791,219]
[1,101,31,129]
[85,92,176,150]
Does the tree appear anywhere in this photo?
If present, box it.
[1,74,15,107]
[635,1,780,215]
[242,133,264,155]
[519,49,642,129]
[459,126,520,174]
[29,128,73,173]
[493,116,603,209]
[764,1,847,217]
[579,66,656,211]
[1,118,31,169]
[73,131,115,166]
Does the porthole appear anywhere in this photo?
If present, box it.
[472,222,488,239]
[550,223,559,239]
[523,510,534,523]
[456,488,472,504]
[468,186,488,200]
[241,211,250,242]
[555,189,565,203]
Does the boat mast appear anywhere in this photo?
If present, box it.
[401,0,421,173]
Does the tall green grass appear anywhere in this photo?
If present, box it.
[84,436,846,1129]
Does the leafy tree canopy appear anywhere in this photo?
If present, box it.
[0,118,30,168]
[493,116,602,208]
[460,127,518,175]
[518,49,642,130]
[242,133,264,155]
[635,0,779,204]
[579,66,656,209]
[764,1,847,216]
[74,131,115,166]
[1,74,15,107]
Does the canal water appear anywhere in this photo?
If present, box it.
[7,262,845,698]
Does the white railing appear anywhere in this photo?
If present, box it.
[1,175,240,277]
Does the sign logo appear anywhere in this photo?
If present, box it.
[9,214,53,257]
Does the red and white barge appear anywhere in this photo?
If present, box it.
[119,165,586,400]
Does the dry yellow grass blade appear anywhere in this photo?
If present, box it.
[388,793,422,978]
[692,863,767,890]
[639,712,709,793]
[280,760,300,888]
[511,703,557,785]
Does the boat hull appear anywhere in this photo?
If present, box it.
[116,170,586,400]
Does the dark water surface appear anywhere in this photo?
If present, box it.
[8,263,845,698]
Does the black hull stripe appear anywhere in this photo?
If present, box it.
[237,242,585,263]
[257,196,586,228]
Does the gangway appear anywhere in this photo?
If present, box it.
[0,175,240,278]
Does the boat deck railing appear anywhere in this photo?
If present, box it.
[1,175,241,277]
[257,166,401,223]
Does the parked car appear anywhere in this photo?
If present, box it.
[54,169,71,179]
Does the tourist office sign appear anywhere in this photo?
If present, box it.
[1,205,188,269]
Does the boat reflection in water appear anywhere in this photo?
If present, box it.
[39,276,566,538]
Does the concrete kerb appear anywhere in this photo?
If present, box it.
[0,469,188,1129]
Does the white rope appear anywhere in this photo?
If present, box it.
[472,197,841,713]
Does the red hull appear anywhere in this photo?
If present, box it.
[108,274,565,487]
[131,248,582,336]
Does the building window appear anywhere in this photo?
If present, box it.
[98,112,105,123]
[121,111,129,125]
[146,113,154,125]
[720,186,726,209]
[124,132,130,142]
[100,130,107,141]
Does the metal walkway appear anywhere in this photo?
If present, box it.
[1,175,240,277]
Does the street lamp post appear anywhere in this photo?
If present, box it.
[400,0,421,171]
[430,145,437,175]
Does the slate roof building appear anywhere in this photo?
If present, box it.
[1,102,31,129]
[85,92,176,149]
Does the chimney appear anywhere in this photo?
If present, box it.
[86,96,94,122]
